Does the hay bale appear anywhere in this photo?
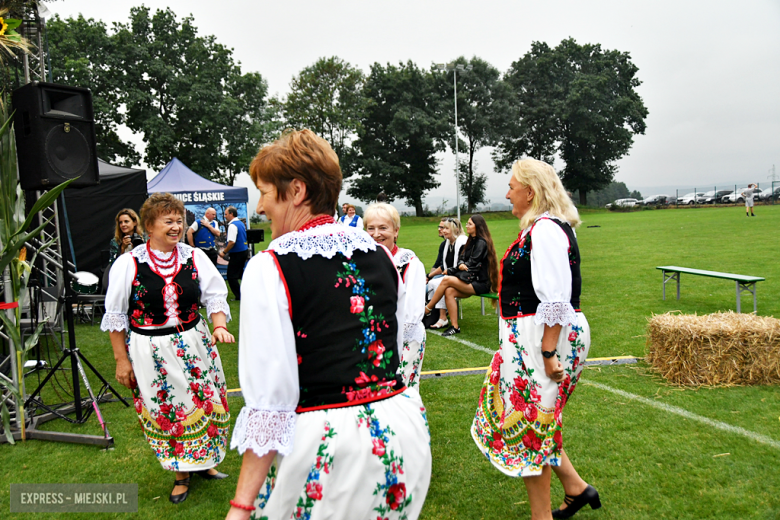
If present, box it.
[646,311,780,387]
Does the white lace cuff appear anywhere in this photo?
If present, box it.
[205,297,231,323]
[404,322,426,345]
[534,302,577,327]
[230,407,297,457]
[100,312,129,332]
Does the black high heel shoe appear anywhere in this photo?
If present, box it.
[551,484,601,519]
[169,475,191,504]
[194,469,229,480]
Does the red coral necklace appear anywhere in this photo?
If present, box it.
[298,215,336,232]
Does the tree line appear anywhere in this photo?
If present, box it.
[33,6,647,215]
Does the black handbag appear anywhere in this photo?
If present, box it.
[450,263,480,283]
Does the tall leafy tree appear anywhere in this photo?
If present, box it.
[435,57,506,212]
[47,14,141,166]
[283,57,365,177]
[112,6,273,184]
[495,39,648,205]
[350,61,448,216]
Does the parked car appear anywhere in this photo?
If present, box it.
[759,186,780,202]
[641,194,669,205]
[702,189,733,204]
[605,198,639,209]
[723,188,763,203]
[677,192,706,205]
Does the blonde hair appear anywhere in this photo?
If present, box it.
[512,159,581,230]
[364,203,400,231]
[440,217,463,239]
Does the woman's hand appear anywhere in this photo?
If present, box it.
[544,355,564,382]
[212,327,235,344]
[115,357,136,389]
[458,263,467,271]
[121,235,132,252]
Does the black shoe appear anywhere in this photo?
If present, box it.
[551,484,601,519]
[169,476,191,504]
[441,326,461,337]
[194,469,229,480]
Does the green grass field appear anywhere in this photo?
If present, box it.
[2,204,779,519]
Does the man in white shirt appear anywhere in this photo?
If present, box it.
[186,207,220,265]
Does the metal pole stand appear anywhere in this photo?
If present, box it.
[735,281,757,314]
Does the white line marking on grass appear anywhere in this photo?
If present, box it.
[583,380,780,450]
[429,331,495,354]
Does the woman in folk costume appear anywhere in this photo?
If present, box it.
[471,159,599,520]
[102,192,233,504]
[364,202,427,390]
[338,204,364,228]
[227,130,431,520]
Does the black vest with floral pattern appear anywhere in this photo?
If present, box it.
[499,217,581,319]
[128,256,201,328]
[270,248,404,412]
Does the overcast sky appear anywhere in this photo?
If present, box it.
[48,0,780,210]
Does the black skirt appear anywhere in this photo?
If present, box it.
[471,280,491,296]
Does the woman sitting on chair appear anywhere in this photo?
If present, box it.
[425,214,498,336]
[425,218,467,330]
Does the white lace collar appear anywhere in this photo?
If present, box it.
[269,223,377,260]
[131,242,193,264]
[394,247,416,267]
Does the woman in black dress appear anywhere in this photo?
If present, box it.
[424,214,498,336]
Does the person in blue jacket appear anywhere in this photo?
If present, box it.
[219,206,248,300]
[186,207,221,265]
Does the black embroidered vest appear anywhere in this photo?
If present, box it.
[270,248,404,412]
[499,218,581,319]
[128,256,201,328]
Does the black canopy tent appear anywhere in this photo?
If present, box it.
[60,159,147,276]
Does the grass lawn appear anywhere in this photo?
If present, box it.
[2,204,779,519]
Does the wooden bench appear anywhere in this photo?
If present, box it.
[656,266,765,313]
[457,292,499,318]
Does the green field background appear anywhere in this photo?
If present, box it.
[2,205,779,519]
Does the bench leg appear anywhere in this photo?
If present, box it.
[662,271,680,301]
[481,297,485,316]
[736,282,757,313]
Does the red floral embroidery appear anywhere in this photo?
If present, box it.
[306,482,323,500]
[386,483,406,510]
[207,424,218,438]
[170,422,184,437]
[372,438,386,456]
[349,295,365,314]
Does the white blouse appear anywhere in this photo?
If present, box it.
[100,243,231,332]
[394,247,426,345]
[230,225,407,459]
[524,213,578,327]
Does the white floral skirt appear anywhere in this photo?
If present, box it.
[471,314,590,477]
[399,337,426,390]
[127,320,230,472]
[252,391,431,520]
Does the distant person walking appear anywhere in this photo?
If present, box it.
[219,207,248,300]
[186,207,220,265]
[743,183,757,217]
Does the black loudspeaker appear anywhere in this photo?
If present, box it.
[246,228,265,244]
[12,82,99,190]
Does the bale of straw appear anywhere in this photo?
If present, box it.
[646,311,780,387]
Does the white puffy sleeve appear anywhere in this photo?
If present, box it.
[100,253,134,332]
[193,248,231,322]
[530,219,578,327]
[402,256,427,345]
[230,252,298,458]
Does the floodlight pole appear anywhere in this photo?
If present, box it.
[437,62,472,222]
[453,68,460,222]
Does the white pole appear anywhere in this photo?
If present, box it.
[453,69,461,222]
